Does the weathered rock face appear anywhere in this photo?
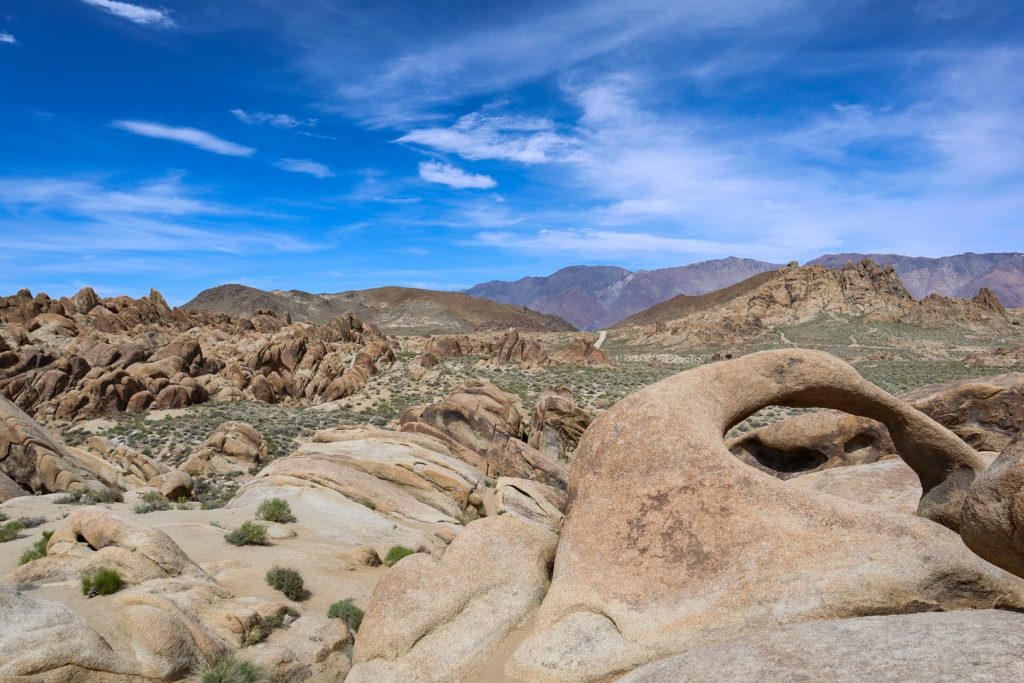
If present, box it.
[551,336,611,366]
[901,373,1024,452]
[349,515,558,683]
[728,410,897,479]
[0,395,103,500]
[400,381,568,489]
[0,288,395,420]
[962,432,1024,578]
[228,426,483,550]
[507,350,1021,681]
[4,507,352,682]
[183,421,269,475]
[620,610,1024,683]
[528,387,593,462]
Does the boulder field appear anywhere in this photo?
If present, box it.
[6,349,1024,681]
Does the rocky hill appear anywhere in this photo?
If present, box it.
[464,257,781,330]
[809,251,1024,304]
[614,259,1014,349]
[183,284,575,335]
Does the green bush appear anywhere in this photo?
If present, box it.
[256,498,295,523]
[327,599,364,633]
[384,545,415,567]
[224,521,269,546]
[0,520,25,543]
[133,491,171,514]
[201,654,265,683]
[81,568,123,596]
[56,488,123,505]
[265,566,306,601]
[19,530,53,565]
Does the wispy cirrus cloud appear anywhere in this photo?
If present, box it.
[0,33,15,44]
[398,112,578,163]
[275,158,334,178]
[112,120,256,156]
[81,0,175,28]
[231,109,314,129]
[418,161,496,189]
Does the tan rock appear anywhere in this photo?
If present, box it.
[349,515,557,683]
[509,350,1022,682]
[528,387,592,462]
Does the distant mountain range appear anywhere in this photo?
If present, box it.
[807,252,1024,306]
[464,257,783,329]
[183,284,575,335]
[466,252,1024,328]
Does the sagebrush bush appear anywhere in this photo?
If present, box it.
[327,598,364,633]
[256,497,295,523]
[224,521,269,546]
[81,567,123,596]
[0,520,24,543]
[265,565,306,601]
[384,545,415,567]
[133,491,171,514]
[201,654,265,683]
[19,530,53,565]
[56,488,123,505]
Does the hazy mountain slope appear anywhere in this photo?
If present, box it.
[808,252,1021,301]
[614,271,780,327]
[465,257,782,329]
[183,284,575,335]
[955,254,1024,307]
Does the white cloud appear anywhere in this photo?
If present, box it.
[81,0,175,27]
[112,120,256,156]
[275,158,334,178]
[231,109,309,129]
[418,161,497,189]
[0,33,15,44]
[398,112,578,163]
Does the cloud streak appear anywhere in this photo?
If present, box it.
[112,120,256,156]
[231,109,311,128]
[81,0,175,28]
[275,158,334,178]
[0,33,15,44]
[418,161,497,189]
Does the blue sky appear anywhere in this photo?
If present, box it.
[1,0,1023,304]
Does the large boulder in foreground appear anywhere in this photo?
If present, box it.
[621,609,1024,683]
[348,515,557,683]
[508,350,1023,681]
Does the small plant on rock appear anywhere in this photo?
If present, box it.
[256,497,295,523]
[19,530,53,565]
[0,520,25,543]
[224,521,269,546]
[81,567,123,596]
[265,565,307,601]
[132,491,171,514]
[384,545,415,567]
[201,654,265,683]
[327,599,364,633]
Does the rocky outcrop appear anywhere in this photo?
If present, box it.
[182,421,269,475]
[1,288,396,420]
[621,610,1024,682]
[400,381,568,489]
[551,337,611,366]
[728,411,897,478]
[528,387,592,462]
[0,395,103,501]
[348,515,557,682]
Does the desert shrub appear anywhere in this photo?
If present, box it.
[133,491,171,514]
[327,599,364,632]
[224,521,268,546]
[17,516,46,528]
[0,520,25,543]
[19,530,53,565]
[201,654,265,683]
[56,488,123,505]
[265,566,306,601]
[256,498,295,523]
[384,545,415,567]
[81,567,123,596]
